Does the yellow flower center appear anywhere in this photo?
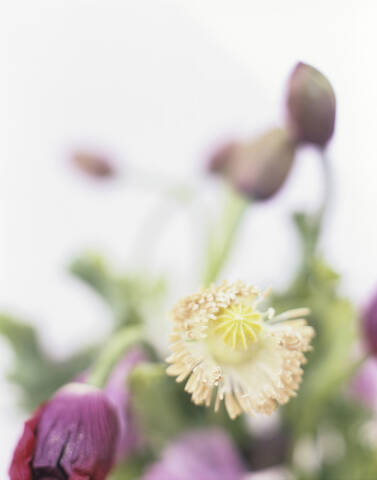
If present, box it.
[212,303,262,350]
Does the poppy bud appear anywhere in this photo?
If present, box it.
[9,383,119,480]
[362,290,377,356]
[105,349,146,460]
[286,62,336,147]
[207,141,237,173]
[72,150,116,178]
[224,128,296,201]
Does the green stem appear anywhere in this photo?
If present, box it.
[291,150,333,288]
[87,326,143,388]
[202,186,249,287]
[318,149,333,224]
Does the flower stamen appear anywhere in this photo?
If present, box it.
[166,281,314,419]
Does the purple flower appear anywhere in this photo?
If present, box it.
[105,348,146,460]
[286,62,336,147]
[142,429,245,480]
[362,290,377,355]
[9,383,119,480]
[351,359,377,408]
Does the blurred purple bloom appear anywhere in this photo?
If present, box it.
[362,290,377,355]
[105,348,146,460]
[351,359,377,409]
[142,428,245,480]
[10,383,119,480]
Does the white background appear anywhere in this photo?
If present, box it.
[1,0,377,474]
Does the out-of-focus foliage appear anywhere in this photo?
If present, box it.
[128,362,250,453]
[70,252,167,328]
[129,363,194,449]
[3,208,375,479]
[0,314,95,410]
[0,253,166,410]
[109,458,149,480]
[271,211,374,479]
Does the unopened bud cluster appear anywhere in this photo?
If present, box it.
[208,62,336,201]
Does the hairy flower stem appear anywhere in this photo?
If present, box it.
[202,187,248,287]
[88,326,143,389]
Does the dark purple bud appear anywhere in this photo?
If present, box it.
[286,62,336,147]
[363,290,377,356]
[142,429,245,480]
[72,150,116,178]
[9,383,119,480]
[225,128,296,201]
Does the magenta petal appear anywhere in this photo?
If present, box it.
[351,359,377,408]
[9,406,45,480]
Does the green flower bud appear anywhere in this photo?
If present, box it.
[286,62,336,147]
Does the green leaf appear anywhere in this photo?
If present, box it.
[108,455,152,480]
[70,251,167,328]
[128,362,251,454]
[0,314,95,410]
[287,298,358,435]
[128,363,194,451]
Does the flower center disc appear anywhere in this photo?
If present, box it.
[212,303,262,350]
